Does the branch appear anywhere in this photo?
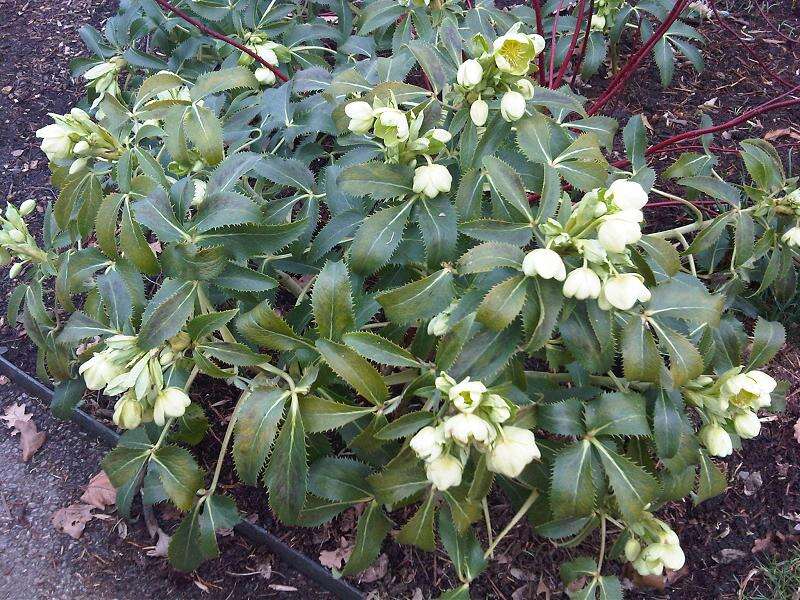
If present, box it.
[532,0,547,86]
[152,0,289,82]
[570,0,595,87]
[587,0,690,115]
[547,0,567,87]
[756,2,797,45]
[552,0,588,89]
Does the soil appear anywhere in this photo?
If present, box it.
[1,0,799,598]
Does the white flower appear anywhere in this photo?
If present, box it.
[641,542,685,571]
[373,107,410,146]
[255,67,277,85]
[73,140,91,155]
[470,98,489,127]
[435,372,457,394]
[607,179,648,210]
[457,59,483,88]
[8,262,22,279]
[428,128,452,144]
[113,395,142,430]
[485,426,540,478]
[79,352,125,391]
[781,226,800,248]
[449,377,487,413]
[493,23,545,75]
[425,454,463,490]
[410,426,446,462]
[153,387,192,426]
[500,91,526,122]
[35,123,73,161]
[413,164,452,198]
[84,61,118,81]
[590,14,606,30]
[345,101,375,134]
[700,422,733,457]
[563,267,602,300]
[255,44,278,65]
[575,238,607,263]
[428,310,451,336]
[8,229,24,243]
[522,248,566,281]
[597,216,642,253]
[734,411,761,439]
[481,394,511,424]
[599,273,650,311]
[19,199,36,217]
[722,370,776,409]
[191,180,207,206]
[444,413,496,447]
[515,78,536,100]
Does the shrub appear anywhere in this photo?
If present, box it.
[7,0,796,596]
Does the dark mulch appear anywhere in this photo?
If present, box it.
[1,0,799,598]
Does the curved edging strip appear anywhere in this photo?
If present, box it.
[0,353,363,600]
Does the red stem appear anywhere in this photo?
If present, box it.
[152,0,289,82]
[587,0,690,115]
[553,0,587,89]
[570,0,595,87]
[548,0,566,87]
[532,0,547,86]
[709,0,796,89]
[756,2,797,45]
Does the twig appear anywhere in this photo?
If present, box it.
[547,0,566,87]
[531,0,548,86]
[570,0,595,88]
[553,0,587,88]
[151,0,289,82]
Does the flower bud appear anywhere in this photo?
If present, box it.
[500,91,526,122]
[781,226,800,248]
[443,413,496,447]
[734,411,761,439]
[8,262,23,279]
[78,352,125,391]
[449,377,487,413]
[254,67,277,85]
[69,158,89,175]
[700,422,733,457]
[522,248,566,281]
[485,426,540,478]
[8,229,24,243]
[591,14,606,30]
[597,216,642,253]
[435,372,456,394]
[515,78,536,100]
[481,393,511,424]
[373,107,410,146]
[35,122,74,161]
[113,395,143,430]
[562,267,602,300]
[153,387,192,426]
[425,454,463,490]
[169,331,192,352]
[606,179,648,210]
[191,179,207,206]
[599,273,650,311]
[625,538,642,562]
[410,425,445,462]
[19,199,36,216]
[413,164,452,198]
[73,140,91,155]
[344,101,375,134]
[456,59,483,88]
[470,98,489,127]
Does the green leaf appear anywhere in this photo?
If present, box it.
[168,507,206,572]
[342,500,392,575]
[184,104,224,165]
[120,200,159,275]
[254,156,315,192]
[312,261,354,341]
[186,309,238,341]
[51,378,86,419]
[551,440,596,519]
[193,191,261,232]
[350,200,413,274]
[438,505,487,582]
[151,445,204,511]
[537,399,585,436]
[264,399,307,524]
[621,317,662,383]
[748,317,785,369]
[695,451,727,504]
[56,312,117,344]
[342,331,420,367]
[198,494,241,559]
[171,403,210,446]
[623,115,646,171]
[237,301,312,352]
[375,411,434,440]
[684,212,733,255]
[376,269,454,325]
[196,220,308,259]
[591,440,659,520]
[585,392,650,436]
[366,460,428,504]
[138,281,197,350]
[522,278,563,351]
[482,156,532,222]
[190,67,259,102]
[457,242,524,274]
[416,196,458,268]
[397,491,436,551]
[678,175,741,206]
[647,278,724,326]
[455,168,484,220]
[316,339,388,405]
[308,457,372,502]
[358,0,406,34]
[516,112,553,164]
[652,322,703,386]
[233,387,288,485]
[638,236,681,277]
[652,388,683,459]
[338,163,414,199]
[476,275,527,331]
[560,303,612,374]
[299,395,376,433]
[214,264,277,292]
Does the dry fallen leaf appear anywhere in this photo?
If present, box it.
[1,403,31,429]
[319,537,353,570]
[359,553,388,583]
[15,419,46,462]
[146,528,172,557]
[751,533,774,554]
[794,418,800,444]
[52,503,94,539]
[80,471,116,510]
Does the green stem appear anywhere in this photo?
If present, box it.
[525,370,651,390]
[483,488,539,558]
[597,513,607,573]
[650,206,756,240]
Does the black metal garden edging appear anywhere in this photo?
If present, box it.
[0,352,363,600]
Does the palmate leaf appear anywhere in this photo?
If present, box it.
[591,440,659,521]
[233,387,288,485]
[150,445,205,511]
[316,339,388,405]
[550,440,596,520]
[376,269,454,325]
[342,500,392,576]
[312,260,354,341]
[476,275,527,331]
[264,397,307,524]
[350,200,413,274]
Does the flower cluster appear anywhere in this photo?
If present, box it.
[454,23,545,125]
[590,0,625,32]
[79,332,192,429]
[35,108,123,173]
[0,200,48,278]
[83,57,126,107]
[237,32,287,86]
[624,514,685,576]
[684,368,775,457]
[409,373,540,490]
[522,179,653,311]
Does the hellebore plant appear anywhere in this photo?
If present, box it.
[10,0,798,597]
